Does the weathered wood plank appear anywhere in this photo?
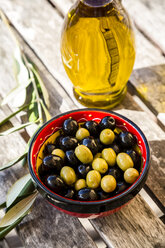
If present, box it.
[123,0,165,54]
[49,0,75,17]
[91,194,165,248]
[17,196,97,248]
[147,140,165,206]
[130,65,165,123]
[0,240,9,248]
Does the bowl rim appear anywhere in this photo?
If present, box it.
[28,108,150,206]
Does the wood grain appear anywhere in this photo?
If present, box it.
[0,240,9,248]
[147,140,165,206]
[130,65,165,117]
[17,197,97,248]
[49,0,75,17]
[123,0,165,54]
[91,195,165,248]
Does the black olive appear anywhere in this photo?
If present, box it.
[64,189,75,199]
[43,143,56,156]
[55,135,65,148]
[97,190,111,200]
[62,118,78,136]
[107,167,122,180]
[60,136,78,151]
[77,164,91,178]
[42,155,63,172]
[115,181,129,195]
[45,175,66,194]
[77,188,98,201]
[118,132,136,148]
[110,143,121,154]
[114,132,120,143]
[84,121,99,137]
[82,137,98,155]
[38,163,48,181]
[99,116,116,130]
[66,150,79,167]
[95,138,104,152]
[125,149,140,166]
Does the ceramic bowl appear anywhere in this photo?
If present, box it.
[28,109,150,218]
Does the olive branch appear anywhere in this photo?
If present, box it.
[0,10,52,239]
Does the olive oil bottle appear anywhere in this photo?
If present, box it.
[61,0,135,108]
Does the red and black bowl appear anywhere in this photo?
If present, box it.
[28,109,150,218]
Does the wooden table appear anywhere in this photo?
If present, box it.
[0,0,165,247]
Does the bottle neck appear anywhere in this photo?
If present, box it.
[80,0,113,7]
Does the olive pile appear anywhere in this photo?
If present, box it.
[38,116,142,201]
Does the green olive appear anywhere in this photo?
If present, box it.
[92,158,108,174]
[86,170,101,189]
[94,153,102,159]
[101,175,117,193]
[75,145,93,164]
[60,166,76,185]
[124,168,139,184]
[100,129,115,145]
[75,179,87,191]
[76,128,90,141]
[102,148,116,166]
[116,153,134,171]
[52,149,65,160]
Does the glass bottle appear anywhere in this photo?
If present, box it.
[61,0,135,108]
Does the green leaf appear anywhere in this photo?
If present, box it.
[31,66,50,108]
[0,210,29,239]
[0,103,32,127]
[13,57,20,78]
[13,47,30,86]
[28,102,39,122]
[0,81,31,106]
[0,121,38,136]
[28,90,38,122]
[21,156,27,167]
[0,202,6,210]
[0,152,27,171]
[40,100,51,121]
[6,174,35,208]
[0,191,38,228]
[1,48,31,107]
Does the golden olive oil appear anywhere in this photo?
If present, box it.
[61,0,135,108]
